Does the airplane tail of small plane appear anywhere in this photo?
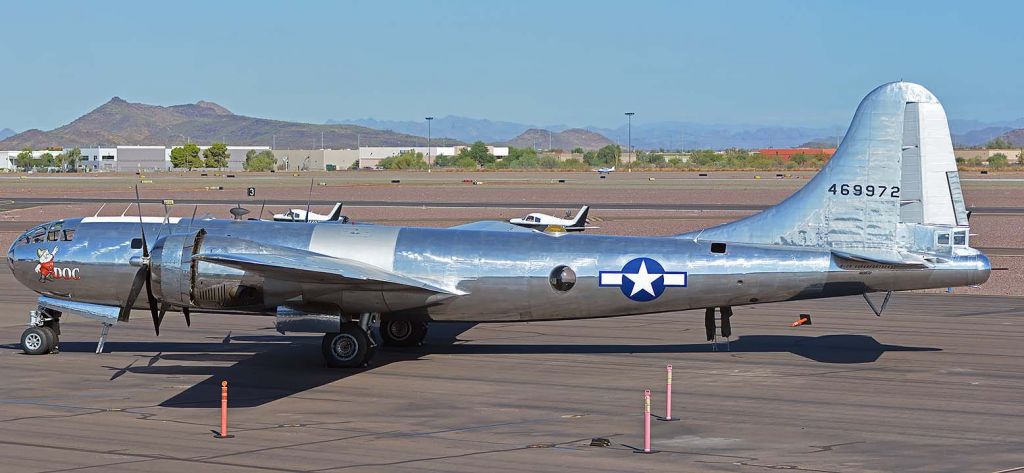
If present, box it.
[568,206,590,229]
[327,203,343,221]
[681,82,972,264]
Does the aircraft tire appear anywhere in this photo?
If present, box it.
[21,326,53,355]
[40,326,58,353]
[380,320,428,347]
[322,323,370,368]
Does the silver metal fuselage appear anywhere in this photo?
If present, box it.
[7,218,991,322]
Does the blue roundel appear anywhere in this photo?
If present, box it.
[599,257,687,302]
[619,257,666,302]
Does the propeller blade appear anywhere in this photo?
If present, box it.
[119,267,148,322]
[134,185,149,257]
[154,303,168,336]
[146,270,161,335]
[182,307,191,327]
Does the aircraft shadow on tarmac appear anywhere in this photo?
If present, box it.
[13,324,938,408]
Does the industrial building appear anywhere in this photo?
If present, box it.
[358,145,509,168]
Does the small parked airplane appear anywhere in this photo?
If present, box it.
[508,206,594,232]
[594,166,615,174]
[272,203,346,223]
[7,82,990,369]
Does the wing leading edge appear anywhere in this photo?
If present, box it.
[193,251,463,295]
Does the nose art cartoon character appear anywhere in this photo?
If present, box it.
[35,247,58,282]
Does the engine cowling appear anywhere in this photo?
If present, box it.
[150,230,266,310]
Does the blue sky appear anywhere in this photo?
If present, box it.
[2,0,1022,131]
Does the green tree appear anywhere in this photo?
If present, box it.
[453,155,478,169]
[379,151,427,169]
[591,144,621,166]
[15,148,33,171]
[64,147,81,171]
[985,137,1013,149]
[38,153,55,168]
[988,153,1009,169]
[243,149,277,171]
[571,147,584,154]
[460,141,495,165]
[170,143,203,170]
[434,154,454,167]
[203,142,231,168]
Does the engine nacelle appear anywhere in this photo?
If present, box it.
[150,230,266,310]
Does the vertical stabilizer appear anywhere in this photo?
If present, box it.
[680,82,967,257]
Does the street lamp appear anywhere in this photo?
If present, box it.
[625,112,635,168]
[425,116,434,168]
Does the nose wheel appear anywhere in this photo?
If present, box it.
[21,326,58,355]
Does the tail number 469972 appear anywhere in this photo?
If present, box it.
[828,183,899,198]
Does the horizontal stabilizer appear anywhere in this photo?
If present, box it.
[193,251,461,295]
[832,249,928,268]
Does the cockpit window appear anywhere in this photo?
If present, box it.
[953,231,967,246]
[63,229,75,241]
[47,230,59,241]
[937,233,950,245]
[31,227,45,243]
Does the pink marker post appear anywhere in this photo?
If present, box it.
[660,364,679,422]
[635,389,657,453]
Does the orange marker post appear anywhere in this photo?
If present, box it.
[215,380,234,439]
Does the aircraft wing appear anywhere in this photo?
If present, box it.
[193,251,462,295]
[449,220,537,232]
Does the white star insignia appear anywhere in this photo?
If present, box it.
[624,260,663,297]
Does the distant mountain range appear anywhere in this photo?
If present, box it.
[327,115,569,144]
[329,115,843,149]
[999,129,1024,147]
[4,100,1021,152]
[329,114,1024,149]
[0,98,441,150]
[504,128,614,151]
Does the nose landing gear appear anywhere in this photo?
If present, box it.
[20,309,60,355]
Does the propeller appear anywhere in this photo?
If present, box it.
[118,185,165,335]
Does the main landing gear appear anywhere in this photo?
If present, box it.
[320,315,430,368]
[21,309,60,355]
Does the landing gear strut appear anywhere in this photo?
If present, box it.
[20,309,60,355]
[321,313,379,368]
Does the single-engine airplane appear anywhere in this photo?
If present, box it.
[508,206,594,232]
[594,166,615,174]
[272,203,346,223]
[7,82,990,368]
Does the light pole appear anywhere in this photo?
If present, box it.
[625,112,635,168]
[425,116,434,168]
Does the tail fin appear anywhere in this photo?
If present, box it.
[327,203,343,221]
[569,205,590,228]
[681,82,969,258]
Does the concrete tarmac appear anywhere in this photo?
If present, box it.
[0,267,1021,472]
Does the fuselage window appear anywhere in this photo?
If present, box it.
[131,238,143,249]
[936,233,950,245]
[63,229,75,241]
[953,231,966,246]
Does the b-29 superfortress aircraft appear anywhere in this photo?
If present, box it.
[6,82,990,367]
